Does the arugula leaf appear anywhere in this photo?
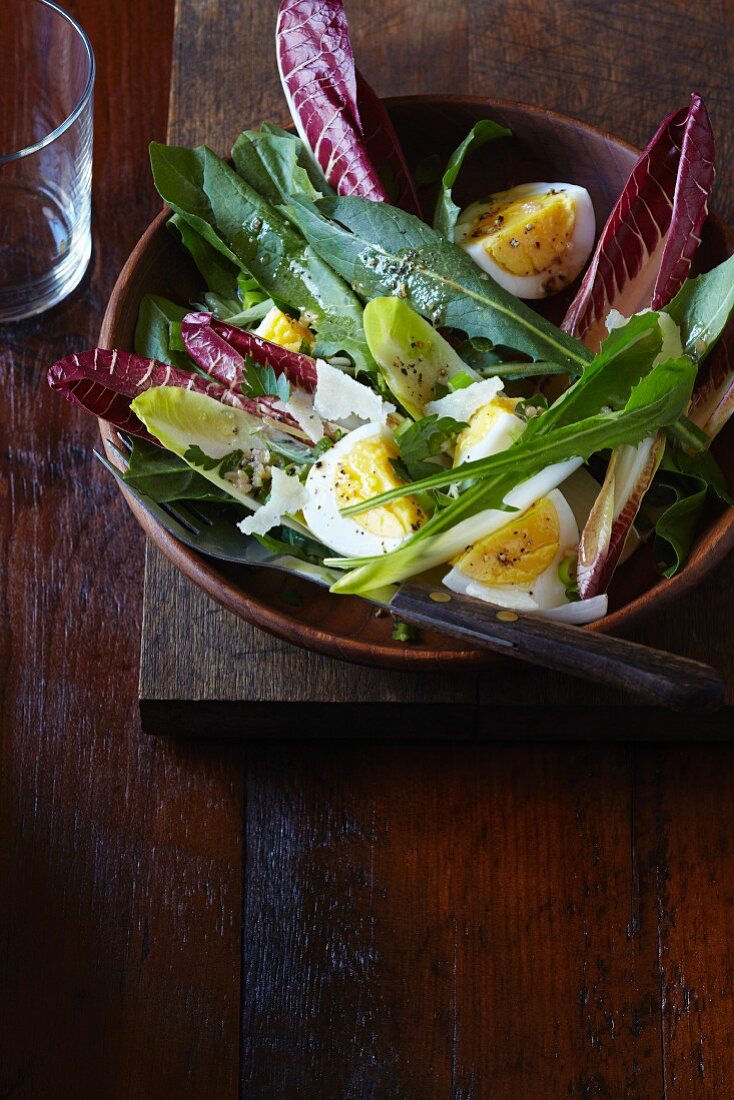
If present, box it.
[241,359,291,403]
[640,446,733,577]
[433,120,511,241]
[664,252,734,362]
[232,126,327,205]
[524,312,664,439]
[167,213,243,316]
[343,357,697,513]
[395,415,468,479]
[149,142,375,373]
[285,195,591,373]
[134,295,194,372]
[256,524,332,566]
[122,437,232,502]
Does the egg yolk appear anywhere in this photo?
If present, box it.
[334,438,426,539]
[468,189,576,280]
[451,497,560,585]
[256,307,314,352]
[453,397,521,466]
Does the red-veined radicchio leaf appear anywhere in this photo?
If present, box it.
[214,320,319,392]
[276,0,420,213]
[181,311,319,392]
[353,70,421,214]
[566,95,715,598]
[563,94,715,352]
[48,348,291,443]
[689,328,734,441]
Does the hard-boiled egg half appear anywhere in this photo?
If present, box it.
[255,306,314,352]
[455,182,595,299]
[443,488,579,612]
[303,422,427,557]
[425,376,526,466]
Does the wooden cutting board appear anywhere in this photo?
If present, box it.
[138,0,734,737]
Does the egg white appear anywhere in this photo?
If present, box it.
[303,423,417,558]
[455,182,596,300]
[453,400,525,466]
[443,487,579,611]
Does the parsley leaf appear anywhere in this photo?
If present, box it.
[394,414,468,480]
[241,356,291,402]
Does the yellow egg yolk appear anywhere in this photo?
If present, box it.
[451,497,560,585]
[334,438,426,539]
[256,307,314,353]
[453,397,521,466]
[468,189,576,280]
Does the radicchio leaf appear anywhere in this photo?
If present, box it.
[563,94,715,352]
[688,330,734,441]
[181,311,318,392]
[564,95,716,597]
[576,433,665,598]
[353,70,421,214]
[276,0,420,213]
[48,348,290,443]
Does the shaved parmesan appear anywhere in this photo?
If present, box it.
[286,389,324,443]
[238,468,309,537]
[313,359,394,425]
[425,377,504,421]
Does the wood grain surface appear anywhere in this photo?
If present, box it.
[0,2,242,1097]
[140,0,734,725]
[2,1,734,1099]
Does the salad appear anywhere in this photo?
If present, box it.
[49,0,734,628]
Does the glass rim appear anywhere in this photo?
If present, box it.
[0,0,96,165]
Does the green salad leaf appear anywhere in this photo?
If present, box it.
[395,414,468,480]
[639,447,733,577]
[363,295,474,417]
[149,142,375,373]
[525,312,664,438]
[167,213,243,316]
[433,119,511,241]
[665,252,734,363]
[241,359,291,402]
[134,294,194,372]
[122,437,233,502]
[285,195,592,372]
[232,125,327,206]
[130,387,265,507]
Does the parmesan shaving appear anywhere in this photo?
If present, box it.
[286,389,324,443]
[425,377,504,422]
[314,359,394,425]
[237,468,309,537]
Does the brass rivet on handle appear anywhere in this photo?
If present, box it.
[496,610,519,622]
[429,591,452,603]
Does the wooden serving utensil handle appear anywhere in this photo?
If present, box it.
[391,582,725,711]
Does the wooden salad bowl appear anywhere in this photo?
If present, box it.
[99,95,734,670]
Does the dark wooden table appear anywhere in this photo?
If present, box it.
[3,1,734,1096]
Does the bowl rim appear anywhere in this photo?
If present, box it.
[98,93,734,668]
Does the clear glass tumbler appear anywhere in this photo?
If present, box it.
[0,0,95,322]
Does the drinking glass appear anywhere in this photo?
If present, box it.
[0,0,95,322]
